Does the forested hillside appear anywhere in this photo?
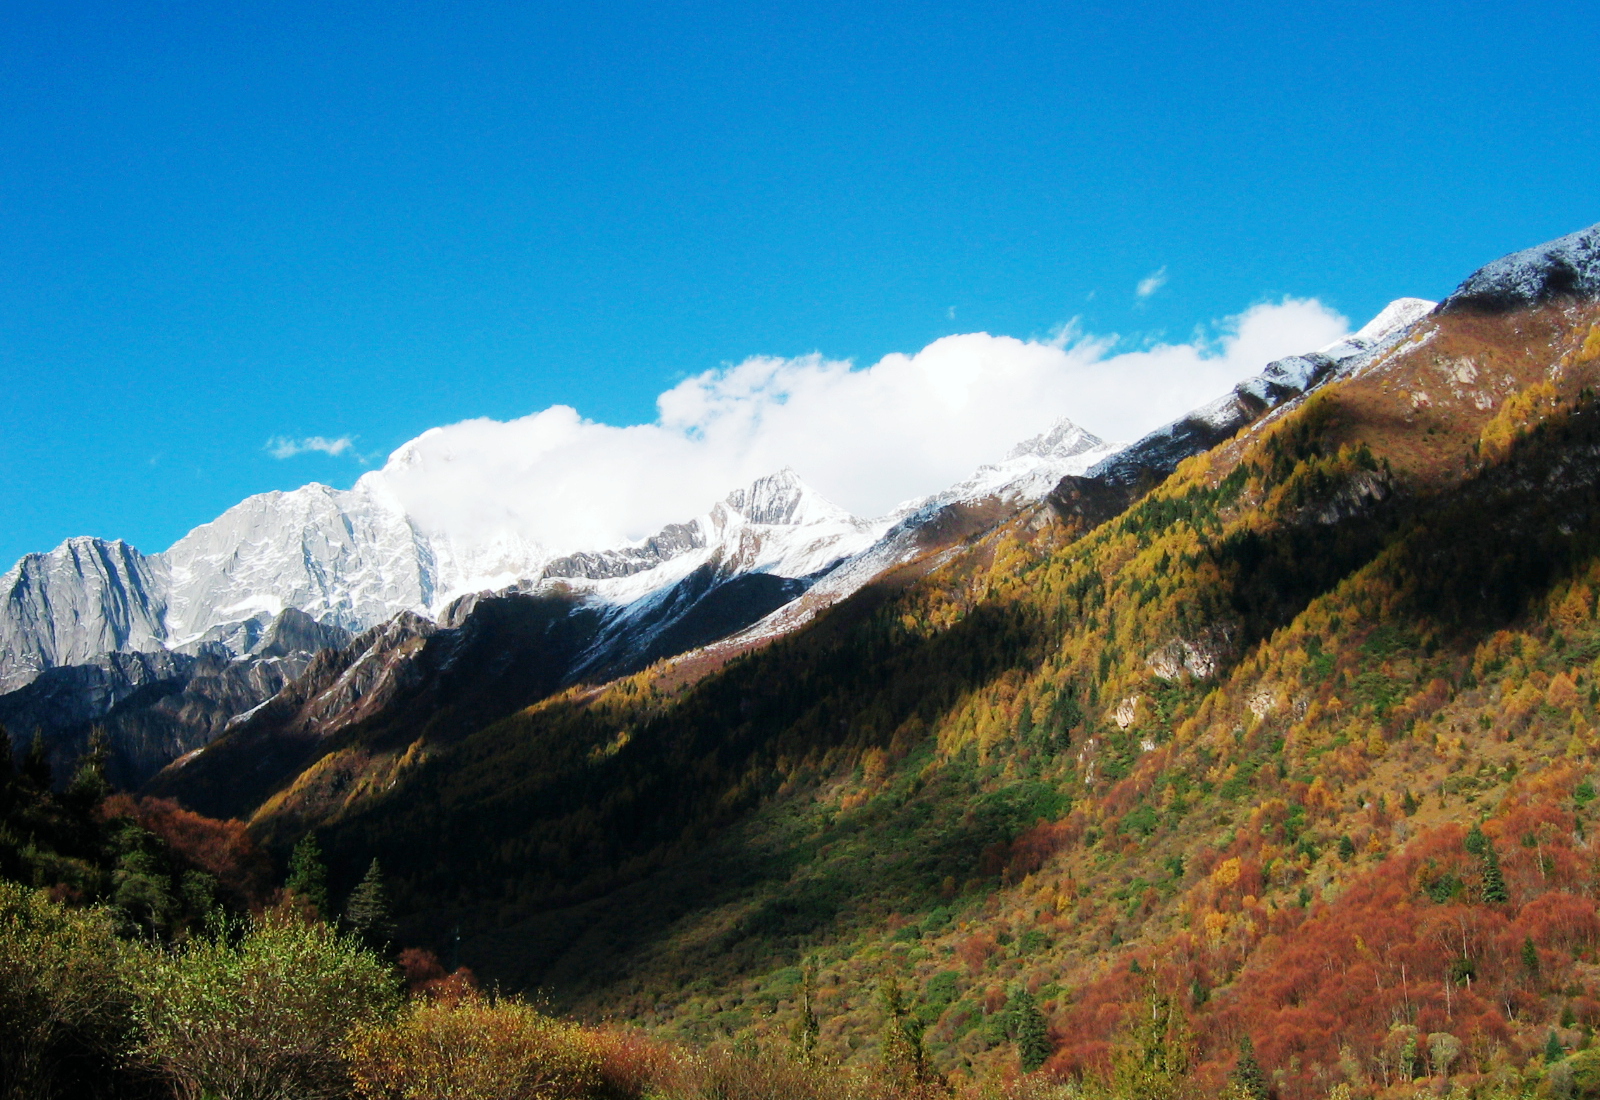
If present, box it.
[197,278,1600,1096]
[13,235,1600,1100]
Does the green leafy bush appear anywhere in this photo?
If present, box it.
[133,904,398,1100]
[0,882,136,1100]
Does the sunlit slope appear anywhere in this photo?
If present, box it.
[255,293,1600,1094]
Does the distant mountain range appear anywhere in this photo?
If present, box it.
[12,219,1600,1097]
[1,295,1430,785]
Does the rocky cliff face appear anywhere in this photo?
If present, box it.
[0,538,170,694]
[0,608,351,787]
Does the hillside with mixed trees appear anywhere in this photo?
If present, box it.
[11,227,1600,1100]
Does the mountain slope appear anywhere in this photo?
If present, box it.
[169,224,1600,1100]
[148,309,1412,838]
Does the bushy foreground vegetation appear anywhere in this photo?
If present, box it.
[0,874,1104,1100]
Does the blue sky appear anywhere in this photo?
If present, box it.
[2,0,1597,566]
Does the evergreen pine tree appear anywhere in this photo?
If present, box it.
[1546,1030,1565,1064]
[1109,983,1191,1100]
[1481,846,1509,904]
[21,731,52,789]
[285,833,330,919]
[1230,1035,1270,1100]
[1464,823,1488,855]
[342,858,395,951]
[1524,935,1541,974]
[64,728,111,811]
[1337,835,1356,862]
[878,974,927,1088]
[789,957,819,1063]
[1014,986,1052,1073]
[0,723,14,813]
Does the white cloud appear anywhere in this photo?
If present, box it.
[1136,267,1168,299]
[366,297,1349,556]
[268,435,355,460]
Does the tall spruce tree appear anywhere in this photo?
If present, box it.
[342,859,395,952]
[21,731,51,790]
[1546,1030,1565,1064]
[1231,1035,1270,1100]
[1014,986,1052,1073]
[878,974,927,1089]
[64,729,110,812]
[0,723,14,814]
[789,957,819,1062]
[285,833,330,919]
[1109,983,1191,1100]
[1481,846,1509,904]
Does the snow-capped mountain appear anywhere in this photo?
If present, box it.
[1088,296,1434,487]
[1439,222,1600,314]
[0,539,170,694]
[0,421,1100,695]
[694,299,1434,659]
[0,294,1433,702]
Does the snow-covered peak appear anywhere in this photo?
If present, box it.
[722,468,852,526]
[161,481,433,648]
[0,536,170,693]
[1440,223,1600,314]
[1350,298,1435,345]
[1005,417,1105,462]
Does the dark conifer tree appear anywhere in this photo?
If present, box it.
[1464,823,1488,855]
[285,833,330,919]
[1481,846,1509,904]
[0,723,14,814]
[1231,1035,1270,1100]
[1014,986,1051,1074]
[21,731,52,790]
[878,974,927,1089]
[64,729,111,812]
[1546,1030,1565,1064]
[1524,935,1541,974]
[789,957,819,1063]
[343,858,396,952]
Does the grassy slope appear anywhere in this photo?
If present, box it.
[262,300,1600,1095]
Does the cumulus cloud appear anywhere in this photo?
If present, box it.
[268,435,355,460]
[1136,267,1168,299]
[366,298,1349,556]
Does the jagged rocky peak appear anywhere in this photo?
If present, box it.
[721,468,850,526]
[161,480,433,645]
[1006,417,1105,461]
[0,537,170,694]
[1439,223,1600,314]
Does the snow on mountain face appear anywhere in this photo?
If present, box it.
[162,483,437,651]
[0,301,1423,696]
[941,417,1117,505]
[1439,223,1600,314]
[0,539,170,694]
[1089,297,1433,486]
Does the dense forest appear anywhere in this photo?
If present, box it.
[12,298,1600,1100]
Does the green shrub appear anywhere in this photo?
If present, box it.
[347,994,608,1100]
[0,882,137,1100]
[133,904,398,1100]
